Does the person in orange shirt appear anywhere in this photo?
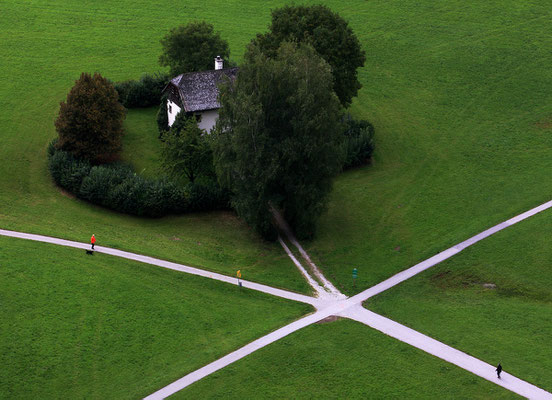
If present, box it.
[91,234,96,250]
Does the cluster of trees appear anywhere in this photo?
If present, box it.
[52,5,373,239]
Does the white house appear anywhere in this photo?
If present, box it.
[163,56,238,133]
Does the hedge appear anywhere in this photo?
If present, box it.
[48,141,229,217]
[114,73,170,108]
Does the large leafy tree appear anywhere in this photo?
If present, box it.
[253,5,365,107]
[161,115,213,183]
[213,42,344,240]
[159,21,230,76]
[55,72,125,163]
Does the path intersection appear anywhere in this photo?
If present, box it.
[2,199,551,399]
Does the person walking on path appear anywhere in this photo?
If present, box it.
[91,234,96,250]
[496,363,502,379]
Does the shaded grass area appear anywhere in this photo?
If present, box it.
[121,107,163,179]
[367,210,552,392]
[179,319,517,399]
[0,236,312,399]
[303,0,552,294]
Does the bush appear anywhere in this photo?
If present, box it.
[186,180,230,212]
[114,72,169,108]
[47,141,228,217]
[55,72,125,163]
[342,115,375,169]
[157,94,170,136]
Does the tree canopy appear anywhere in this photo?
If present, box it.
[54,72,125,163]
[213,42,344,240]
[159,21,230,76]
[161,114,213,183]
[253,5,365,107]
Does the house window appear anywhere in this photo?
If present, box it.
[195,114,202,123]
[168,104,172,113]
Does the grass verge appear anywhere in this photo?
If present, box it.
[367,210,552,392]
[0,235,312,399]
[180,319,517,399]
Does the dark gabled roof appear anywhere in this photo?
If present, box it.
[168,67,239,113]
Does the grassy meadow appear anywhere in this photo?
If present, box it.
[304,1,552,293]
[121,107,164,179]
[367,209,552,392]
[1,0,551,398]
[0,235,311,399]
[180,319,517,399]
[0,0,317,294]
[1,0,550,292]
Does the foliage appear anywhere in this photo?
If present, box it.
[159,21,230,76]
[157,94,170,136]
[54,72,126,163]
[342,115,375,169]
[161,116,214,183]
[213,42,344,240]
[253,5,365,107]
[114,72,169,108]
[48,143,228,217]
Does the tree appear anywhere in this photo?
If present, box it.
[253,5,365,107]
[161,114,213,183]
[159,22,230,76]
[55,72,125,163]
[213,42,345,240]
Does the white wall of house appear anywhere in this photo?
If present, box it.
[197,109,219,133]
[167,100,181,127]
[167,100,219,133]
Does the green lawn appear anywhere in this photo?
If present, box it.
[0,0,316,294]
[180,319,517,399]
[121,107,164,179]
[367,210,552,392]
[1,1,551,397]
[0,235,312,399]
[1,1,550,294]
[303,0,552,294]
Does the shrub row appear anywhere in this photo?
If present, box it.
[48,141,229,217]
[114,73,170,108]
[342,115,375,169]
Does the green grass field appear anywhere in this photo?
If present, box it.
[304,0,552,294]
[0,235,311,399]
[1,0,551,397]
[0,0,315,294]
[1,0,550,292]
[121,107,164,179]
[180,319,517,399]
[367,210,552,392]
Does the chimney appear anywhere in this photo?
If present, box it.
[215,56,223,70]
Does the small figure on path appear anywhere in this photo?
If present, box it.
[496,363,502,379]
[91,234,96,250]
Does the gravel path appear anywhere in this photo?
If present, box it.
[2,199,551,399]
[341,305,552,400]
[0,229,321,308]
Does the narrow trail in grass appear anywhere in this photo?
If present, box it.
[2,199,551,399]
[272,208,345,301]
